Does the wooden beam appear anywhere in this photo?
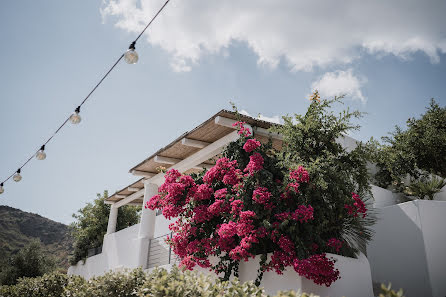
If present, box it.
[154,155,181,165]
[115,188,145,208]
[131,170,156,178]
[128,187,141,192]
[181,138,210,149]
[215,116,252,134]
[115,194,126,199]
[253,126,283,140]
[149,130,240,185]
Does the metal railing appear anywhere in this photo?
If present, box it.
[87,246,102,258]
[147,233,179,269]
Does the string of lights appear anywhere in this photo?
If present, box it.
[0,0,171,195]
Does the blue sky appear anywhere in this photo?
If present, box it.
[1,0,445,224]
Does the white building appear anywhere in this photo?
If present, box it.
[68,110,446,297]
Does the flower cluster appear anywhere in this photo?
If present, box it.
[345,192,367,218]
[293,254,340,286]
[327,238,343,252]
[146,121,368,288]
[232,121,251,137]
[243,138,261,153]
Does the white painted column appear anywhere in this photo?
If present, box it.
[106,204,118,234]
[138,182,158,238]
[137,182,158,268]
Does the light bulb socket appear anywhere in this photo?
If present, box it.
[0,183,3,187]
[129,41,136,50]
[40,145,45,151]
[17,169,21,174]
[75,106,81,113]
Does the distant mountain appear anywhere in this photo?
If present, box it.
[0,205,72,271]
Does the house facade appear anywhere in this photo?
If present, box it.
[68,110,446,297]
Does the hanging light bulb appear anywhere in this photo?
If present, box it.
[0,183,4,194]
[36,145,46,160]
[13,169,22,182]
[124,41,138,64]
[70,106,81,124]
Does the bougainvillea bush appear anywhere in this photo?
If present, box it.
[146,95,375,287]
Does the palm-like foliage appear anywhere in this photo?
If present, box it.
[404,176,446,200]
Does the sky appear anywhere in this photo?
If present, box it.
[0,0,445,224]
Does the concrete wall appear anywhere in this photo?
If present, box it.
[367,200,446,297]
[371,185,399,207]
[151,253,373,297]
[237,253,373,297]
[68,223,141,279]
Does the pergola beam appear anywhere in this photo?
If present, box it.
[114,188,145,208]
[253,126,283,140]
[155,155,212,170]
[215,116,253,134]
[128,187,141,192]
[131,170,156,178]
[181,138,210,148]
[148,130,240,186]
[154,155,181,165]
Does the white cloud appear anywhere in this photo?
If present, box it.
[240,110,282,124]
[101,0,446,72]
[311,69,366,102]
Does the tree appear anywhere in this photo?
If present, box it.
[69,190,140,265]
[369,99,446,188]
[0,240,56,285]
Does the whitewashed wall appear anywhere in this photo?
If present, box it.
[238,253,373,297]
[68,223,141,279]
[367,200,446,297]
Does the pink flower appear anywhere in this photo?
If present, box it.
[232,121,251,137]
[252,186,274,209]
[214,188,228,199]
[289,166,309,183]
[208,199,228,216]
[345,192,367,218]
[244,153,264,175]
[293,254,340,287]
[145,194,161,210]
[194,184,214,201]
[180,256,196,270]
[218,221,237,239]
[230,199,244,215]
[327,238,343,252]
[292,205,314,223]
[192,205,211,223]
[243,139,261,153]
[278,235,295,254]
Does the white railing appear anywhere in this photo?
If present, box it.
[147,233,179,269]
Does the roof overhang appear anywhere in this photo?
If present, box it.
[106,109,283,206]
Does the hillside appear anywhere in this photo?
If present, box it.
[0,205,72,271]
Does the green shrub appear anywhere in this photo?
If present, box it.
[135,266,265,297]
[0,273,69,297]
[404,176,446,200]
[0,240,57,285]
[63,268,146,297]
[0,266,375,297]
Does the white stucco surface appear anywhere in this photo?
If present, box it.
[68,223,141,279]
[236,253,373,297]
[368,200,446,297]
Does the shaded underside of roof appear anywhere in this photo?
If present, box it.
[107,109,283,204]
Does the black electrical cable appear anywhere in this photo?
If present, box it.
[0,0,171,186]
